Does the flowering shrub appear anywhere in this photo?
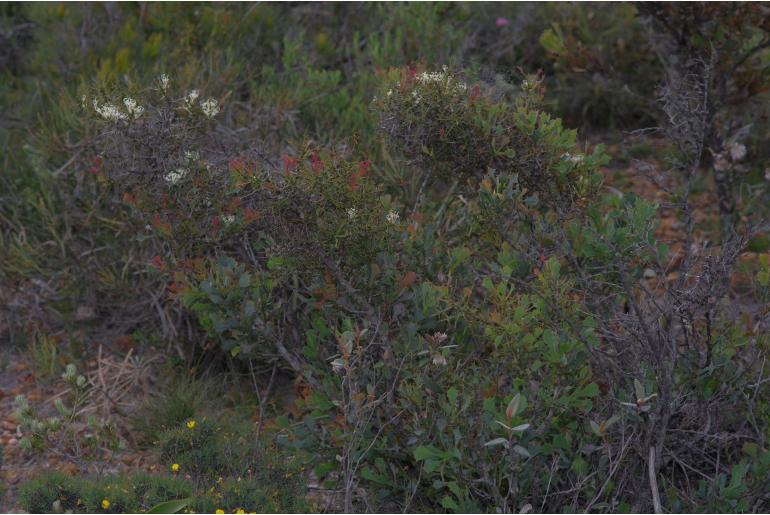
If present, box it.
[4,4,770,514]
[377,67,606,209]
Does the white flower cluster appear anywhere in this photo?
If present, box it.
[185,90,220,118]
[415,66,467,93]
[184,150,200,163]
[200,98,220,118]
[728,142,747,162]
[123,97,144,118]
[185,89,200,106]
[561,152,584,165]
[159,74,170,92]
[90,96,144,122]
[386,210,400,224]
[164,167,188,185]
[221,215,236,225]
[92,99,128,122]
[346,207,358,220]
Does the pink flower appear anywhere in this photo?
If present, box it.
[496,17,510,27]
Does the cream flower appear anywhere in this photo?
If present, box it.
[123,97,144,118]
[164,167,188,185]
[159,74,170,92]
[92,100,127,122]
[185,89,200,107]
[200,98,220,118]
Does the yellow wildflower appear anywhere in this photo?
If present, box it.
[186,420,196,429]
[172,463,180,472]
[215,510,224,514]
[101,499,110,510]
[236,509,245,514]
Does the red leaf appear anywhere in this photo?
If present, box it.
[283,154,297,172]
[358,160,370,177]
[122,192,136,205]
[399,271,418,289]
[311,152,323,174]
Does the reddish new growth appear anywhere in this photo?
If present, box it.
[468,84,480,104]
[350,160,370,191]
[229,156,247,173]
[88,155,103,175]
[150,255,165,271]
[283,154,298,172]
[311,152,324,174]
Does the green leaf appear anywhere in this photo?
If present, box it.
[414,445,442,461]
[313,462,337,480]
[146,499,192,514]
[267,256,285,270]
[513,445,531,458]
[742,442,758,458]
[441,495,459,511]
[580,383,600,398]
[447,387,458,405]
[571,456,588,477]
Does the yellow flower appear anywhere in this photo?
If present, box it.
[236,510,245,514]
[215,510,224,514]
[171,463,180,472]
[186,420,196,429]
[101,499,110,510]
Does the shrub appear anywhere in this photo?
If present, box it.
[376,67,606,210]
[636,2,770,236]
[539,2,660,129]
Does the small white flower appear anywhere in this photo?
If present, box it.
[184,150,200,163]
[123,97,144,118]
[729,142,747,162]
[185,89,200,106]
[80,94,88,109]
[386,89,393,97]
[432,353,448,366]
[433,332,448,344]
[331,358,345,374]
[159,74,170,92]
[386,210,400,224]
[92,100,127,122]
[221,215,236,225]
[164,167,188,185]
[561,153,584,165]
[411,91,421,104]
[200,98,220,118]
[346,207,358,220]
